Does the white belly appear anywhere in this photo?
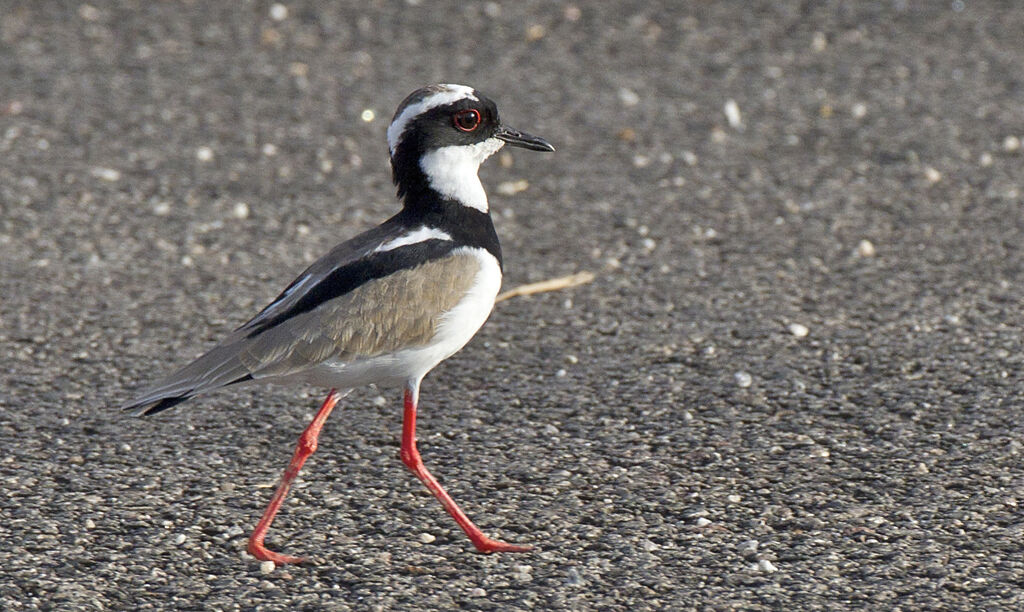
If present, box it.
[295,248,502,389]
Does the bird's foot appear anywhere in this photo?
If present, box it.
[247,540,307,565]
[472,537,533,554]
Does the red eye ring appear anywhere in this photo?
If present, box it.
[453,109,481,132]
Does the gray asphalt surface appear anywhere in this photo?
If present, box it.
[3,1,1024,610]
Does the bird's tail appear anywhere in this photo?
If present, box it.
[121,341,254,417]
[123,394,195,417]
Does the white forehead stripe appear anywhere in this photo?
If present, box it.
[387,84,478,154]
[374,226,453,253]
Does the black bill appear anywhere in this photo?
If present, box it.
[495,125,556,152]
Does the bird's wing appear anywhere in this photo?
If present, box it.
[236,252,481,378]
[122,220,478,416]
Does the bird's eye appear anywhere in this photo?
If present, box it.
[453,109,481,132]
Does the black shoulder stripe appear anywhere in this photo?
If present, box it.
[243,239,458,337]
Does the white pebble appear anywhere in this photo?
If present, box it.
[851,102,867,118]
[1003,135,1021,153]
[695,517,712,527]
[259,560,276,574]
[811,31,827,51]
[174,534,187,545]
[788,323,809,338]
[85,518,96,529]
[734,371,753,388]
[232,202,250,219]
[924,166,942,184]
[496,179,529,195]
[856,239,876,258]
[261,143,277,156]
[727,494,742,503]
[91,167,121,182]
[269,3,288,21]
[469,588,487,597]
[723,99,742,128]
[360,109,375,122]
[419,533,436,544]
[196,146,214,162]
[979,152,993,167]
[153,201,171,216]
[79,4,101,21]
[618,88,640,107]
[758,559,779,573]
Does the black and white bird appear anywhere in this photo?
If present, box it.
[123,84,555,564]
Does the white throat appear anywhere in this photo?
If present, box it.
[418,138,505,213]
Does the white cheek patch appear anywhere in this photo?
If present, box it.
[387,84,478,154]
[418,139,505,212]
[374,227,453,253]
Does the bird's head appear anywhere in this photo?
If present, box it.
[386,84,554,211]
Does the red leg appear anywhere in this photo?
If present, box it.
[400,381,531,553]
[247,389,341,565]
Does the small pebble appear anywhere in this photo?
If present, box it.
[196,146,214,162]
[85,518,96,529]
[788,323,809,338]
[851,102,867,118]
[723,99,742,128]
[924,166,942,184]
[419,533,436,544]
[79,4,100,21]
[811,31,827,51]
[269,3,288,21]
[738,540,759,557]
[261,143,277,156]
[525,24,546,41]
[496,179,529,195]
[734,371,753,388]
[696,517,712,527]
[174,534,187,545]
[469,588,487,597]
[856,239,876,258]
[979,152,993,167]
[727,494,741,503]
[565,567,585,586]
[233,202,250,219]
[91,167,121,182]
[758,559,779,573]
[1003,135,1021,153]
[618,88,640,107]
[361,109,375,122]
[259,560,276,575]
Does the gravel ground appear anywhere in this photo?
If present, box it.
[3,1,1024,610]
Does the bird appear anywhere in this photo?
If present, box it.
[122,84,555,565]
